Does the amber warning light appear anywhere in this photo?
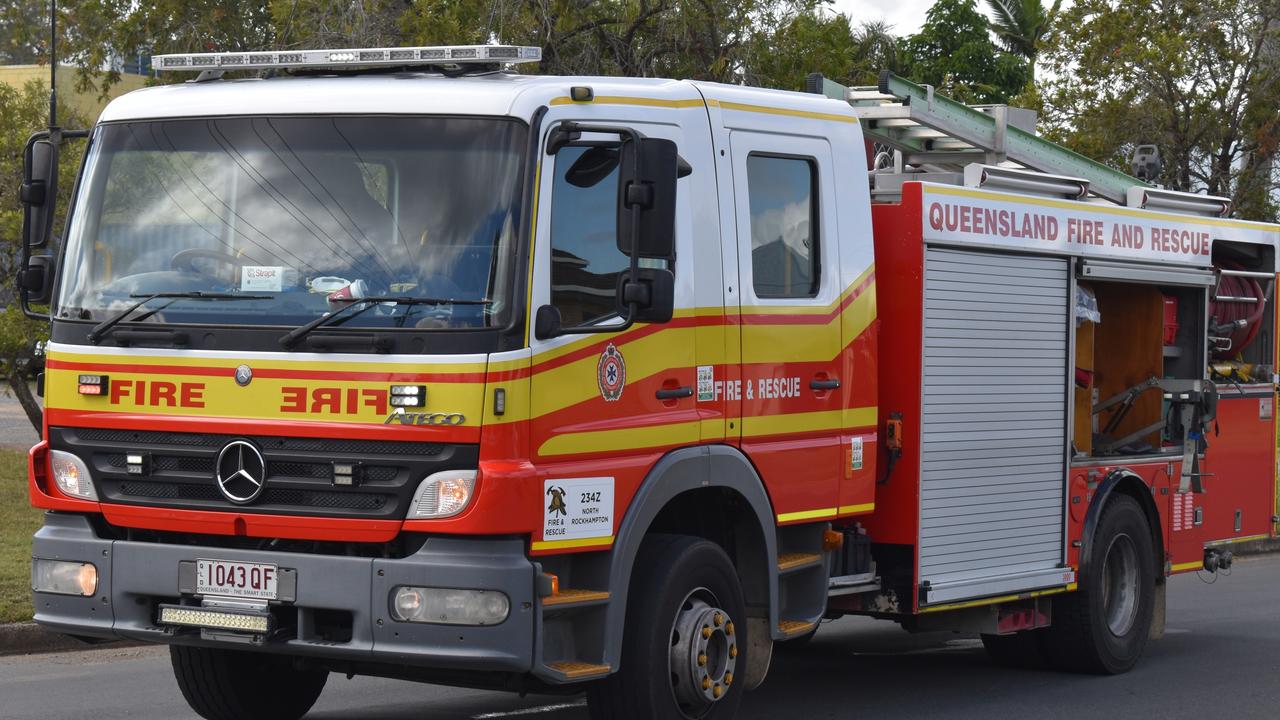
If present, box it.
[78,374,108,396]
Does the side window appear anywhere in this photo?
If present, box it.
[747,155,820,299]
[549,145,627,326]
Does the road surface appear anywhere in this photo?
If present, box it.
[3,554,1278,719]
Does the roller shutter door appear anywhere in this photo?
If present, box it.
[919,248,1070,604]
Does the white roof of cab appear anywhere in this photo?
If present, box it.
[97,72,857,125]
[99,73,695,123]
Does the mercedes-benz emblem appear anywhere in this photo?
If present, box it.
[215,440,267,504]
[235,364,253,387]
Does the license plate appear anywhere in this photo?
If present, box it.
[195,559,279,600]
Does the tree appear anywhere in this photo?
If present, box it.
[745,13,907,91]
[1038,0,1280,220]
[982,0,1062,81]
[0,0,46,64]
[0,80,88,429]
[903,0,1030,104]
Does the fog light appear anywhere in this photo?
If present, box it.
[32,559,97,596]
[408,469,476,519]
[390,586,509,625]
[49,450,96,500]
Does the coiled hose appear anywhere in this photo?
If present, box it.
[1210,264,1267,360]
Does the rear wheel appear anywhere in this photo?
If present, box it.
[170,645,328,720]
[587,534,747,720]
[1043,494,1155,674]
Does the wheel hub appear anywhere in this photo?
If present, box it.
[669,590,738,714]
[1101,533,1139,636]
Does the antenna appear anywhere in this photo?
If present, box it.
[48,0,57,128]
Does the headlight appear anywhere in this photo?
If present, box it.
[32,559,98,596]
[49,450,97,500]
[408,469,476,519]
[390,586,509,625]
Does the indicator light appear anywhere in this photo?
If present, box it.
[78,374,108,395]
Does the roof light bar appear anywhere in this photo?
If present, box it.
[152,45,542,73]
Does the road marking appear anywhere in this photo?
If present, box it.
[473,700,587,718]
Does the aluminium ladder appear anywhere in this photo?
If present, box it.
[805,71,1212,211]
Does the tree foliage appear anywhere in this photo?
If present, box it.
[0,80,86,427]
[903,0,1030,103]
[748,16,907,91]
[1038,0,1280,220]
[982,0,1062,60]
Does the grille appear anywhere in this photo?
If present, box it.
[72,428,445,456]
[118,482,387,510]
[53,426,476,521]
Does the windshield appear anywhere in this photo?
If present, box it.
[56,116,527,332]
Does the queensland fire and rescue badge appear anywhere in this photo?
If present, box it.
[597,343,626,401]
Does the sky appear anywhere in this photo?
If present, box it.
[828,0,936,35]
[829,0,1075,36]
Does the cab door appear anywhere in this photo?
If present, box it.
[526,114,700,550]
[729,131,843,522]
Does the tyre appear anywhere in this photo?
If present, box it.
[588,534,747,720]
[170,645,328,720]
[1043,494,1155,674]
[980,630,1046,668]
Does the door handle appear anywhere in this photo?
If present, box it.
[810,378,841,391]
[656,386,694,400]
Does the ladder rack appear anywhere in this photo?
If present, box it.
[807,71,1151,207]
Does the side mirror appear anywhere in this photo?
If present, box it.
[616,268,674,324]
[534,304,563,340]
[21,134,58,250]
[19,255,55,305]
[616,137,678,260]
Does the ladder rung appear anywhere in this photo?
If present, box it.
[929,138,978,151]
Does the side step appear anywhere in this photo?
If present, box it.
[777,553,822,574]
[542,589,610,609]
[777,619,818,639]
[828,572,880,597]
[545,661,611,681]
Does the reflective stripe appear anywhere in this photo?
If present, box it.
[777,507,838,523]
[531,536,615,552]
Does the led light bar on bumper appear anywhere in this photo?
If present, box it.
[409,469,476,519]
[159,605,272,634]
[49,450,97,500]
[391,587,510,626]
[152,45,542,72]
[32,559,98,596]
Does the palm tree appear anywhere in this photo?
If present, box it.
[982,0,1062,81]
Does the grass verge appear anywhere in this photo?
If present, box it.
[0,448,40,624]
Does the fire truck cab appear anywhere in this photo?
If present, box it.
[18,46,1278,720]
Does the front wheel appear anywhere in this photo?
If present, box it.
[170,645,328,720]
[1043,494,1155,674]
[588,534,747,720]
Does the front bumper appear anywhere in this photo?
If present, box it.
[32,513,536,673]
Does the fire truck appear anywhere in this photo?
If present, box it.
[19,46,1278,720]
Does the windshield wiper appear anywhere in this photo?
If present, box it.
[88,292,272,344]
[278,296,492,349]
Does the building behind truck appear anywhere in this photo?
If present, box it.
[16,45,1278,720]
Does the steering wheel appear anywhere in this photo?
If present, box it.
[170,248,246,279]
